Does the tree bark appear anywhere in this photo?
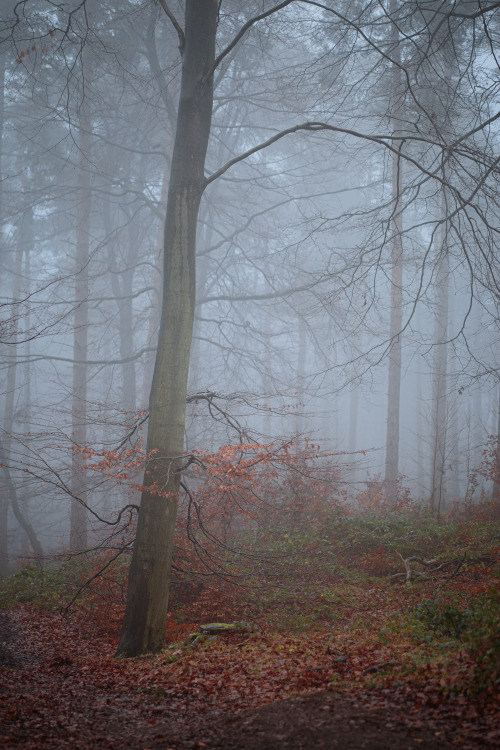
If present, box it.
[140,153,170,409]
[0,46,4,231]
[0,46,7,573]
[116,0,218,657]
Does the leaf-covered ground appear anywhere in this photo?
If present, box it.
[1,589,499,748]
[1,512,500,748]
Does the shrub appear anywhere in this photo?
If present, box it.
[409,589,500,693]
[410,597,470,639]
[0,559,92,609]
[466,588,500,693]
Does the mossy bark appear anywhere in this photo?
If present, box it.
[116,0,218,657]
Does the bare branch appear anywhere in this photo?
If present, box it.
[157,0,185,54]
[205,0,295,81]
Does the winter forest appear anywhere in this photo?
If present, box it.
[1,1,500,747]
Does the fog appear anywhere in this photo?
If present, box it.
[0,0,499,566]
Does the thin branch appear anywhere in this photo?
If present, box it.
[205,0,295,82]
[62,543,131,614]
[157,0,185,54]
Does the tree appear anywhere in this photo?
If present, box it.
[115,0,219,657]
[117,0,303,657]
[70,18,93,553]
[384,0,405,502]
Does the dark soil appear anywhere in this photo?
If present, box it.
[1,610,497,749]
[179,691,453,749]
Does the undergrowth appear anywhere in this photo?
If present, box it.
[1,505,498,693]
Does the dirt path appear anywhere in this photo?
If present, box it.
[1,609,497,749]
[178,691,453,749]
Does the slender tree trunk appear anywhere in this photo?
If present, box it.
[472,368,483,471]
[21,223,32,556]
[295,314,306,441]
[116,0,218,657]
[121,225,138,412]
[429,219,449,517]
[384,0,404,503]
[349,386,358,453]
[414,307,426,500]
[447,326,460,502]
[349,384,359,482]
[493,384,500,506]
[105,203,139,413]
[70,50,93,553]
[1,202,42,566]
[0,214,24,573]
[429,32,454,518]
[262,310,273,437]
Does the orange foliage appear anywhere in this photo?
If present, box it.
[353,474,413,513]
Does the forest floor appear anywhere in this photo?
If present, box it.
[0,586,499,748]
[0,606,485,750]
[1,513,500,748]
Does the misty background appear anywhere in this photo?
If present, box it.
[0,0,499,566]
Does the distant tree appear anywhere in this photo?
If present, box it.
[384,0,405,502]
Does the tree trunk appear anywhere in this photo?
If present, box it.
[0,437,43,561]
[491,384,500,508]
[105,203,139,413]
[429,30,453,519]
[295,313,307,441]
[0,46,4,230]
[0,46,7,573]
[384,0,404,503]
[120,227,138,413]
[70,44,93,553]
[414,306,426,499]
[116,0,218,657]
[1,201,43,567]
[429,219,449,517]
[140,155,170,408]
[0,210,24,573]
[349,386,358,453]
[447,336,460,502]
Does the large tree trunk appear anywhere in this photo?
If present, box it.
[116,0,218,657]
[384,0,404,503]
[0,46,4,230]
[0,46,7,573]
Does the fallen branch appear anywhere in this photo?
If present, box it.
[390,552,449,585]
[364,659,398,674]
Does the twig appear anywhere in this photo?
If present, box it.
[62,544,130,614]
